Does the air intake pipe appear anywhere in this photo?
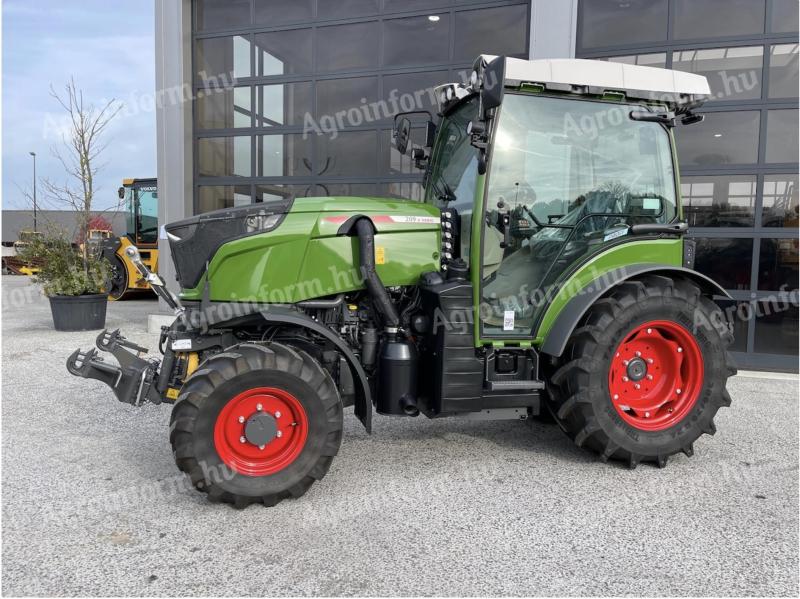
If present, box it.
[355,218,400,329]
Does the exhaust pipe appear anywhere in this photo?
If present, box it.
[355,219,400,329]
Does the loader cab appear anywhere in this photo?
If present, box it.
[118,178,158,248]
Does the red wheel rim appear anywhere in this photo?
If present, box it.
[214,387,308,476]
[608,320,704,432]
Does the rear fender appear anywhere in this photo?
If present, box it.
[540,265,731,358]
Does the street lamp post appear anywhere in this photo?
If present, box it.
[29,151,37,232]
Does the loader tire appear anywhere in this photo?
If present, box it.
[546,275,736,468]
[170,342,343,508]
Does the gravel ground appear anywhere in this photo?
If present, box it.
[2,275,798,597]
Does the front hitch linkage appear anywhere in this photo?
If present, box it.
[67,329,162,406]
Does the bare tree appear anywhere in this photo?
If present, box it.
[41,78,122,269]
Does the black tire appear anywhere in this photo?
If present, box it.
[106,255,127,301]
[169,342,343,508]
[546,275,736,468]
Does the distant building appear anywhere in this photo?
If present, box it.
[1,210,127,245]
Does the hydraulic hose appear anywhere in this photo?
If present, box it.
[355,219,400,329]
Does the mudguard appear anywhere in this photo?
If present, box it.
[540,264,732,358]
[185,302,373,433]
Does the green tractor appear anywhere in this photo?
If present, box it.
[68,56,735,508]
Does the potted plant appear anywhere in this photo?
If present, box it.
[19,228,109,331]
[19,79,122,330]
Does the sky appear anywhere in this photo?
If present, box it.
[2,0,156,210]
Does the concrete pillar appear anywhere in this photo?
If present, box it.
[154,0,193,304]
[530,0,578,59]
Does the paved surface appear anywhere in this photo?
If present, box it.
[2,276,798,597]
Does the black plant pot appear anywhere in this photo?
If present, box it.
[48,294,108,331]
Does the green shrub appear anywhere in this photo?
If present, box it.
[18,228,109,297]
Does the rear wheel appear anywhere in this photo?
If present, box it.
[170,343,343,508]
[546,275,736,468]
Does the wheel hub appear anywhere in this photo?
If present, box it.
[626,357,648,381]
[608,320,703,432]
[244,411,278,446]
[213,387,308,476]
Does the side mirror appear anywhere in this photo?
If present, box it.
[480,56,506,113]
[394,117,411,156]
[117,186,125,200]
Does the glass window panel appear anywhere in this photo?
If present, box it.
[380,181,425,201]
[384,0,452,11]
[195,0,250,32]
[715,300,749,352]
[197,136,252,177]
[317,0,379,19]
[771,0,800,33]
[693,238,753,290]
[596,53,667,68]
[381,71,448,122]
[315,77,379,126]
[454,5,529,62]
[754,303,799,355]
[197,185,252,214]
[680,175,756,227]
[195,36,251,82]
[672,46,763,102]
[316,22,379,73]
[769,44,799,98]
[316,182,379,197]
[758,238,799,290]
[255,30,312,77]
[255,184,315,202]
[674,0,765,40]
[316,130,379,177]
[254,0,313,26]
[383,15,451,68]
[579,0,667,49]
[255,82,312,127]
[676,111,760,167]
[257,135,312,177]
[765,109,799,163]
[195,87,252,130]
[762,174,799,228]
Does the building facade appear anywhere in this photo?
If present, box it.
[155,0,798,370]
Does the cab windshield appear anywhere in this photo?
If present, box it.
[425,96,479,264]
[482,93,677,336]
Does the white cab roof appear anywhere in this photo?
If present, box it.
[479,56,710,104]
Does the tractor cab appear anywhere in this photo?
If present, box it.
[405,56,710,343]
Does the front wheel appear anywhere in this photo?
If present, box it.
[546,275,736,468]
[169,343,343,508]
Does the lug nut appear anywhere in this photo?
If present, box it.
[238,416,245,423]
[645,411,650,418]
[239,436,246,443]
[676,389,682,395]
[256,403,263,411]
[623,360,629,366]
[646,374,653,381]
[258,445,265,450]
[622,376,629,382]
[275,411,281,418]
[677,347,683,353]
[647,358,654,364]
[635,351,641,357]
[276,430,283,438]
[647,328,652,334]
[613,394,619,400]
[634,383,641,390]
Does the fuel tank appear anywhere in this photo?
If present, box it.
[167,197,442,303]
